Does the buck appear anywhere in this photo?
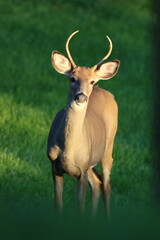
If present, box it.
[47,30,120,216]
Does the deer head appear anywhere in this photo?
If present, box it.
[51,30,120,106]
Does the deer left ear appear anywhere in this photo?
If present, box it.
[51,51,72,75]
[94,60,120,80]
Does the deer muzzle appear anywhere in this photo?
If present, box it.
[74,93,88,105]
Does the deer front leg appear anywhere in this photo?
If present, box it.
[88,168,102,216]
[52,162,63,213]
[102,173,111,218]
[101,143,114,219]
[77,173,88,213]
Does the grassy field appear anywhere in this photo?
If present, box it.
[0,0,154,223]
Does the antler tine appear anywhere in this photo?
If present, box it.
[66,30,79,68]
[96,35,113,67]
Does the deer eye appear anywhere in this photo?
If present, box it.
[90,81,95,85]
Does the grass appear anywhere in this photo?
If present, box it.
[0,0,154,223]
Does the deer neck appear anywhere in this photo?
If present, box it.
[63,101,87,159]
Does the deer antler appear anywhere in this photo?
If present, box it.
[66,30,79,68]
[93,35,113,69]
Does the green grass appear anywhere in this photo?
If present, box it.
[0,0,154,220]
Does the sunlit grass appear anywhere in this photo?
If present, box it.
[0,0,154,218]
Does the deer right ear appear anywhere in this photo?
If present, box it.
[51,51,72,74]
[94,60,120,80]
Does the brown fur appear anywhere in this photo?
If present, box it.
[47,40,120,215]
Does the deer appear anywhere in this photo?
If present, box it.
[47,30,120,216]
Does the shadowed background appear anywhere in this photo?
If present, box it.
[0,0,157,231]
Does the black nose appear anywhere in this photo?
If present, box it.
[74,93,87,104]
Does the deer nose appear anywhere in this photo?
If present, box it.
[74,93,87,104]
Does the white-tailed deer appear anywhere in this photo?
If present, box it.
[47,30,120,216]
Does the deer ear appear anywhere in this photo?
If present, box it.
[95,60,120,80]
[51,51,72,74]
